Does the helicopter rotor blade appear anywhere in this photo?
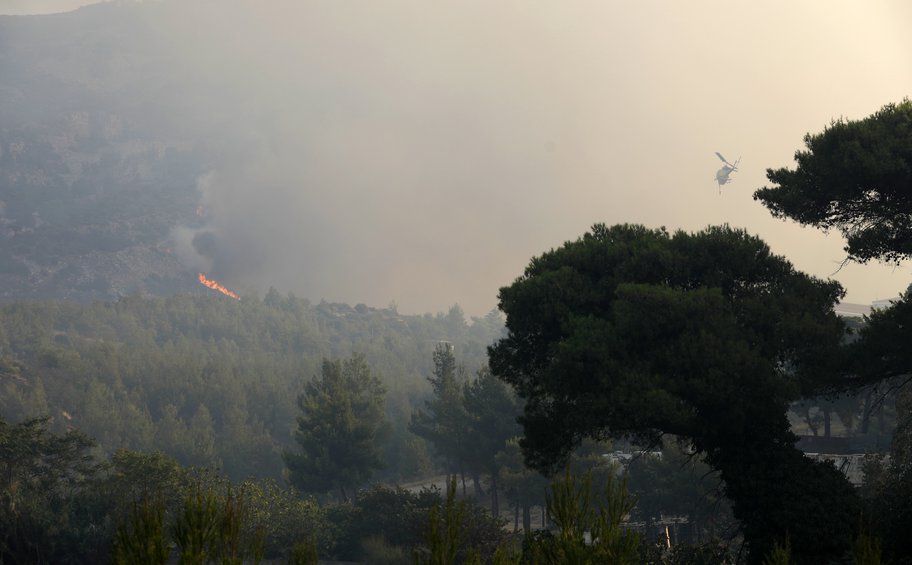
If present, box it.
[715,152,734,167]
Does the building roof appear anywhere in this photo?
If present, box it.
[834,302,871,318]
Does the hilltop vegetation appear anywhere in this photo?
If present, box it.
[0,291,503,482]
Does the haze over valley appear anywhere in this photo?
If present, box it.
[2,1,911,315]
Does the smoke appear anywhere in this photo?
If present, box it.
[0,0,97,16]
[125,0,912,315]
[159,0,581,313]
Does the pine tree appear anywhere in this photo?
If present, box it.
[283,355,387,500]
[409,343,470,485]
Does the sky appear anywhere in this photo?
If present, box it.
[7,1,912,316]
[0,0,96,15]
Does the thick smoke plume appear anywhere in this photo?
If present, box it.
[123,0,912,314]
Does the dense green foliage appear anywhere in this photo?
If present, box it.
[857,382,912,564]
[462,366,522,516]
[1,410,753,564]
[413,477,508,565]
[0,413,516,564]
[489,223,857,562]
[496,438,550,533]
[754,99,912,263]
[284,355,388,500]
[111,495,169,565]
[540,468,640,564]
[625,442,735,543]
[0,416,96,563]
[754,99,912,563]
[410,344,472,477]
[0,293,502,483]
[850,286,912,386]
[411,343,521,512]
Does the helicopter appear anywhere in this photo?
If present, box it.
[714,152,740,193]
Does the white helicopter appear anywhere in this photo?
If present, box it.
[714,152,740,193]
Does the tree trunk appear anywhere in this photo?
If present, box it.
[823,407,832,438]
[514,502,520,531]
[522,501,531,532]
[472,472,484,498]
[490,473,499,517]
[861,390,873,434]
[805,406,819,436]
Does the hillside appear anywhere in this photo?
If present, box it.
[0,2,265,302]
[0,291,504,481]
[0,0,517,485]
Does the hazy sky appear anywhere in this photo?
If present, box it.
[10,1,912,316]
[0,0,97,15]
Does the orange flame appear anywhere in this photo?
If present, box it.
[198,273,240,300]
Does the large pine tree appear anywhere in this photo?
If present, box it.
[283,355,388,500]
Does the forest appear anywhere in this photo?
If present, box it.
[0,292,503,481]
[0,292,741,563]
[1,1,912,563]
[2,88,912,562]
[3,258,911,563]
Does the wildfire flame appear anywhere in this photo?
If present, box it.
[198,273,240,300]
